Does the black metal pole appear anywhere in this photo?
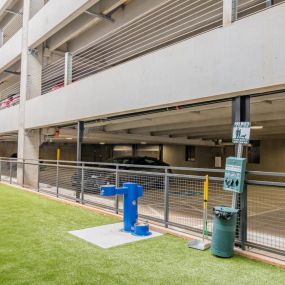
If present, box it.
[232,96,250,250]
[76,121,84,202]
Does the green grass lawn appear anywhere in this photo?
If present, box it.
[0,184,284,285]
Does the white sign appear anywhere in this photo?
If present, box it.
[232,122,251,144]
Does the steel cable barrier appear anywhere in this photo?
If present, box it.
[1,158,285,256]
[41,0,224,95]
[1,9,23,45]
[40,0,285,97]
[0,82,20,110]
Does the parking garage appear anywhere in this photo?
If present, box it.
[0,0,285,259]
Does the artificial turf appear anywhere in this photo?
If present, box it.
[0,183,284,285]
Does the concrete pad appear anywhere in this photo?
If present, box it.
[69,223,163,248]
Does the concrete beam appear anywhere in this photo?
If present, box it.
[68,131,217,146]
[104,109,231,132]
[155,124,231,137]
[54,128,216,146]
[130,118,232,135]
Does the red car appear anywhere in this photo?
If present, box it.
[50,80,76,92]
[0,94,20,110]
[50,81,64,91]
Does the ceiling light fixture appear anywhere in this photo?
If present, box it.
[251,126,263,130]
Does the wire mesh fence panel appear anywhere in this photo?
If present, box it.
[10,161,18,184]
[38,164,57,195]
[57,166,77,200]
[0,161,12,182]
[247,184,285,253]
[168,176,204,231]
[117,171,165,222]
[82,167,116,210]
[0,160,18,184]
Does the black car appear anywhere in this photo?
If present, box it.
[72,156,170,193]
[107,156,170,171]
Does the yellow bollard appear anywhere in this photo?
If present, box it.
[203,175,209,236]
[56,147,61,161]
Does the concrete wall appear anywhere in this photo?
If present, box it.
[0,141,17,157]
[247,139,285,172]
[163,145,224,169]
[164,140,285,173]
[0,29,21,71]
[40,143,77,161]
[0,105,19,133]
[23,3,285,129]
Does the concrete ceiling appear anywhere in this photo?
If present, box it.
[1,93,285,145]
[35,92,285,145]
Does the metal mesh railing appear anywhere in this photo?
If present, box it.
[0,82,20,110]
[246,171,285,254]
[247,184,285,252]
[80,166,117,209]
[117,170,165,221]
[1,158,285,256]
[38,162,57,195]
[168,176,204,231]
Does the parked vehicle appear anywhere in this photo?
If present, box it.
[71,156,170,193]
[0,94,20,110]
[50,80,76,92]
[50,81,64,92]
[108,156,170,170]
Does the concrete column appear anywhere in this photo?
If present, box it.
[223,0,237,27]
[17,0,44,187]
[27,47,43,100]
[64,52,73,86]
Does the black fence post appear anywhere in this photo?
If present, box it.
[76,121,84,202]
[232,96,250,249]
